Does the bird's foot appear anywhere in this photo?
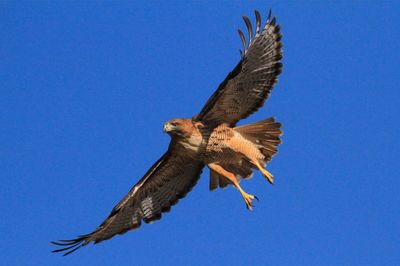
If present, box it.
[241,192,258,211]
[253,161,274,184]
[260,168,274,184]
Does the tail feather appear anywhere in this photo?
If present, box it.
[209,170,220,191]
[218,174,231,188]
[235,117,282,163]
[209,169,232,191]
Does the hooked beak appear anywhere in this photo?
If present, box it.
[163,122,174,133]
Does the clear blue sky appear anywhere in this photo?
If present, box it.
[1,1,399,265]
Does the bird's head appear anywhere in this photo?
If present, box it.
[163,118,187,137]
[164,118,200,138]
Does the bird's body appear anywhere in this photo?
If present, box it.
[53,9,283,256]
[165,117,281,202]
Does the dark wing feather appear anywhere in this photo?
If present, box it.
[52,146,204,255]
[195,10,283,128]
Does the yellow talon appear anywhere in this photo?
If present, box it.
[261,168,274,184]
[238,188,257,210]
[254,161,274,184]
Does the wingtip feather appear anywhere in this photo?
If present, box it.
[254,10,261,35]
[237,29,247,54]
[242,15,253,44]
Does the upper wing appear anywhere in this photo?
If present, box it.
[52,146,204,255]
[195,10,283,128]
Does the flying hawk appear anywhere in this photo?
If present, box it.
[53,9,283,256]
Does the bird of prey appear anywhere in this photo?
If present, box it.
[52,9,283,256]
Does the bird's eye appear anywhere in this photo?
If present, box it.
[170,122,177,126]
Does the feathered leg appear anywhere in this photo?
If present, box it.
[252,160,274,184]
[208,163,257,210]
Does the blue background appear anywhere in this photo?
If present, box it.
[1,1,399,265]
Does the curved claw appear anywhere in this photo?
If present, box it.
[243,193,257,211]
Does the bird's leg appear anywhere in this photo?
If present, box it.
[229,141,274,185]
[208,163,257,210]
[252,160,274,184]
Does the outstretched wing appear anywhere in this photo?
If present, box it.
[195,10,283,128]
[52,146,204,256]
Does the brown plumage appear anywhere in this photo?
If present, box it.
[52,9,283,256]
